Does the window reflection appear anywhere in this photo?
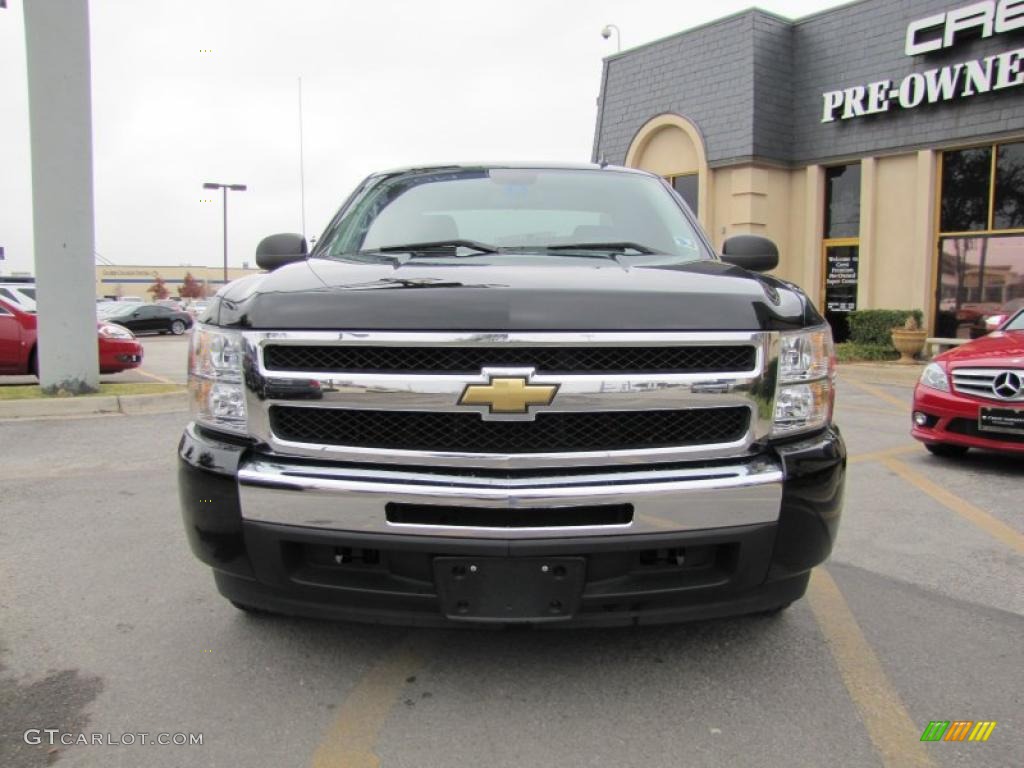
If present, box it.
[994,142,1024,230]
[935,235,1024,337]
[824,165,860,238]
[940,147,991,232]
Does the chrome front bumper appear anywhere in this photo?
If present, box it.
[238,455,784,539]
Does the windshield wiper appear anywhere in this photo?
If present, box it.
[364,239,500,256]
[541,242,659,254]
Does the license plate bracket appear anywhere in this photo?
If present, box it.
[979,406,1024,434]
[433,557,585,622]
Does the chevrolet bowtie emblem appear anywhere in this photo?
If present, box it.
[459,376,558,413]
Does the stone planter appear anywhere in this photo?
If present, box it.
[890,329,927,364]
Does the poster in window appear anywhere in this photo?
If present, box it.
[825,246,859,312]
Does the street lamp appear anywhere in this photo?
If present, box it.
[601,24,621,53]
[202,182,247,284]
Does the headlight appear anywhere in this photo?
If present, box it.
[98,323,134,340]
[772,327,835,436]
[919,362,950,392]
[189,325,248,434]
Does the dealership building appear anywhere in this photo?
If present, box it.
[95,264,259,301]
[592,0,1024,338]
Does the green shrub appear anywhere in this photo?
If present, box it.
[835,342,900,363]
[846,309,924,347]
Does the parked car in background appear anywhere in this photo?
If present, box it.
[970,298,1024,338]
[0,297,143,375]
[185,300,209,319]
[913,308,1024,456]
[102,303,193,336]
[0,281,37,312]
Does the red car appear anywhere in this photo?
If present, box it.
[0,297,144,375]
[912,308,1024,456]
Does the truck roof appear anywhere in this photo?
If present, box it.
[371,161,652,177]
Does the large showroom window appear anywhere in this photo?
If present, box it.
[822,164,861,342]
[936,141,1024,337]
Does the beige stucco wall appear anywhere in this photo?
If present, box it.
[625,118,943,325]
[707,165,808,288]
[626,114,711,229]
[868,153,921,310]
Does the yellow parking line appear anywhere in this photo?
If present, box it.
[842,378,911,410]
[807,569,936,768]
[134,368,178,385]
[882,458,1024,554]
[847,444,920,465]
[311,634,435,768]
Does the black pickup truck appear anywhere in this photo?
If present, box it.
[178,163,845,627]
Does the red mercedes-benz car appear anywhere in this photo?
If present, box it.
[0,297,144,375]
[912,308,1024,456]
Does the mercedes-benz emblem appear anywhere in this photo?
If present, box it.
[992,371,1023,399]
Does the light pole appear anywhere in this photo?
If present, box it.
[203,182,247,284]
[601,24,621,53]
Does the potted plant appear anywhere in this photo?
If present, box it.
[890,315,927,364]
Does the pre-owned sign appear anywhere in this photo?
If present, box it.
[821,0,1024,122]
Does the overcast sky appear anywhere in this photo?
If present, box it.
[0,0,851,275]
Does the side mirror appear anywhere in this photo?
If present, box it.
[256,233,308,271]
[721,235,779,273]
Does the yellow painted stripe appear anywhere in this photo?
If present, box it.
[843,378,911,410]
[311,634,435,768]
[883,458,1024,554]
[807,569,936,768]
[134,368,178,385]
[847,444,920,465]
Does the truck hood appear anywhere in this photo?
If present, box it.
[211,256,817,331]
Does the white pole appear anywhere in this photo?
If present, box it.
[298,76,307,241]
[23,0,100,394]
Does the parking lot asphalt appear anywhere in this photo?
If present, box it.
[1,368,1021,768]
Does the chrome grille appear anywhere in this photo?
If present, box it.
[951,368,1024,402]
[269,406,751,453]
[241,330,778,468]
[263,344,756,374]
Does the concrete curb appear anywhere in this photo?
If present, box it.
[0,390,186,420]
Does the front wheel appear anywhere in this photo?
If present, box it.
[925,443,969,458]
[170,320,186,335]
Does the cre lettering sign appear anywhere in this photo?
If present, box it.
[821,0,1024,123]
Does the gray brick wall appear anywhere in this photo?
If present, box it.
[593,12,759,167]
[792,0,1024,164]
[593,0,1024,167]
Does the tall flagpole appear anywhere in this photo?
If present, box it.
[298,76,307,242]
